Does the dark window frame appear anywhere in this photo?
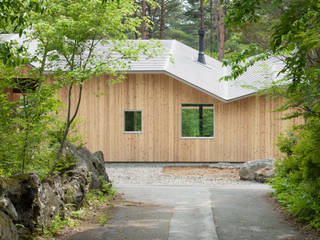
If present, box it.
[181,103,214,139]
[124,110,142,133]
[12,78,39,93]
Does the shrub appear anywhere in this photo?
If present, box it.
[0,79,82,178]
[271,118,320,229]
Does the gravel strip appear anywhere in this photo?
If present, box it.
[105,163,262,186]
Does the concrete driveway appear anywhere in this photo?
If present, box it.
[69,184,303,240]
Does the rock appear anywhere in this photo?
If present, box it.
[93,151,110,183]
[0,195,18,221]
[254,166,274,183]
[62,167,90,209]
[65,142,110,190]
[0,210,19,240]
[0,173,65,230]
[0,173,41,230]
[239,159,274,181]
[0,144,106,237]
[37,174,65,227]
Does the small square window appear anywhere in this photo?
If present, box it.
[124,111,142,133]
[181,104,214,138]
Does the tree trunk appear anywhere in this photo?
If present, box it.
[209,0,214,56]
[217,0,225,61]
[147,3,154,38]
[214,0,219,44]
[141,0,147,39]
[200,0,205,30]
[50,83,83,174]
[160,0,165,39]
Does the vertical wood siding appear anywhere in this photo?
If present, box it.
[57,73,302,162]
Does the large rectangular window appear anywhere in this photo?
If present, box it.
[124,111,142,133]
[181,104,214,138]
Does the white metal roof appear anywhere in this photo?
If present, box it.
[0,34,284,102]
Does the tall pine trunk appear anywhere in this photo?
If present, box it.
[215,0,225,61]
[159,0,165,39]
[209,0,214,56]
[218,0,226,61]
[141,0,147,39]
[218,4,225,60]
[200,0,205,30]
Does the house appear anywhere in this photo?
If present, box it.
[1,34,300,162]
[56,40,301,163]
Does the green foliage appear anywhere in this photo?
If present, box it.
[224,0,320,119]
[0,67,82,177]
[42,215,77,237]
[85,190,112,208]
[97,176,117,197]
[0,77,64,177]
[101,182,117,197]
[69,209,85,220]
[226,0,320,230]
[271,118,320,229]
[27,0,161,174]
[98,214,112,226]
[0,0,46,67]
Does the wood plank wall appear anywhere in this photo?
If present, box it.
[57,73,302,162]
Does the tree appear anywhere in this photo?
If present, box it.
[225,0,320,120]
[141,0,147,39]
[159,0,165,39]
[224,0,320,228]
[200,0,205,30]
[214,0,226,60]
[0,66,63,176]
[209,0,215,55]
[28,0,160,174]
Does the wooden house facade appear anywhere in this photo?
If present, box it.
[57,72,299,163]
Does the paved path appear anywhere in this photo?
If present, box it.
[69,184,304,240]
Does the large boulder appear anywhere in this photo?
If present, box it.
[239,159,274,182]
[65,142,110,189]
[62,167,90,209]
[0,167,90,234]
[0,144,108,238]
[37,174,65,228]
[0,173,65,230]
[254,166,275,183]
[0,211,19,240]
[0,173,41,231]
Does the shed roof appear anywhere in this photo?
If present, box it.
[0,34,284,102]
